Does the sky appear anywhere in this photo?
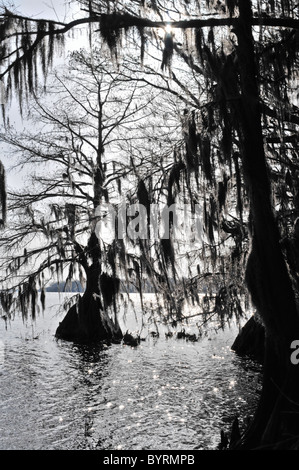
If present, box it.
[1,1,86,189]
[13,0,75,22]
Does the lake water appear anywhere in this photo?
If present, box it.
[0,293,262,450]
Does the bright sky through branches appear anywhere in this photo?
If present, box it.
[13,0,73,22]
[0,2,86,189]
[165,24,173,34]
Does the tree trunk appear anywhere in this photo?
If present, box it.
[231,0,299,449]
[55,263,123,344]
[55,233,122,344]
[231,315,265,364]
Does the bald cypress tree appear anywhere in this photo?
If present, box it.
[1,0,299,448]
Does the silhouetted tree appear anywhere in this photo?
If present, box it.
[1,0,299,448]
[0,46,183,342]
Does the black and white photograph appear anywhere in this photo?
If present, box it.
[0,0,298,456]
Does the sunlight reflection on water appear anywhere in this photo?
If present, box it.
[0,293,262,450]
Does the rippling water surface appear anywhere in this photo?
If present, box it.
[0,293,262,450]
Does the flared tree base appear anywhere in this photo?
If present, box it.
[231,315,265,364]
[55,293,123,344]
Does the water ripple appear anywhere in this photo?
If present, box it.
[0,293,261,450]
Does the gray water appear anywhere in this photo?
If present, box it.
[0,293,262,450]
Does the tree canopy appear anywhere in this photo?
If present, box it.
[1,0,299,449]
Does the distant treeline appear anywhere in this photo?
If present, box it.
[45,279,156,293]
[45,281,85,293]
